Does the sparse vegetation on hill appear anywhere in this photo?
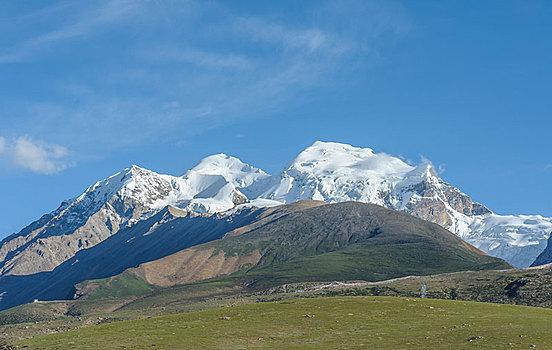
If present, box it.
[78,202,509,300]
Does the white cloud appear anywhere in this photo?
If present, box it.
[234,18,334,53]
[10,137,70,174]
[0,136,5,155]
[0,0,141,63]
[418,156,446,174]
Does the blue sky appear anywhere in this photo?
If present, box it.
[0,0,551,237]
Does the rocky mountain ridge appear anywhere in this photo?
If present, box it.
[0,155,271,276]
[0,141,550,275]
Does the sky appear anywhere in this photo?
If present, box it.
[0,0,551,237]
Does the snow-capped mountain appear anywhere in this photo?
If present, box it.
[471,214,552,267]
[0,154,269,276]
[254,142,551,267]
[256,141,492,229]
[0,141,550,275]
[180,154,270,213]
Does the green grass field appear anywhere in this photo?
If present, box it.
[18,296,552,349]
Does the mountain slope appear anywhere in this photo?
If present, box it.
[0,205,267,310]
[531,235,552,266]
[80,201,509,300]
[466,215,552,268]
[252,141,552,267]
[0,155,269,277]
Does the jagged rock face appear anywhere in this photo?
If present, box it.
[0,167,160,275]
[391,167,491,232]
[0,156,270,276]
[406,198,453,228]
[0,208,118,275]
[0,166,179,276]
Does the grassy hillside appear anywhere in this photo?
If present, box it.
[235,241,507,289]
[80,201,509,300]
[74,272,158,301]
[18,296,552,350]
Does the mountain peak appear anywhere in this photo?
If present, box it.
[304,140,375,155]
[403,162,438,183]
[290,141,411,177]
[128,164,150,172]
[191,153,246,172]
[187,153,269,189]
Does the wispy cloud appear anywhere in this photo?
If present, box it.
[0,0,141,63]
[233,17,342,54]
[545,164,552,171]
[0,0,410,157]
[0,136,71,174]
